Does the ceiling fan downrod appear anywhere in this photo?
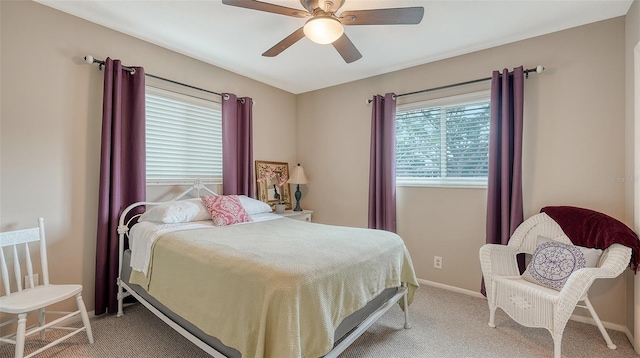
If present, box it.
[301,0,345,13]
[321,1,334,12]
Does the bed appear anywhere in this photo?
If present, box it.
[116,185,419,357]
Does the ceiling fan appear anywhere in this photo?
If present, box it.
[221,0,424,63]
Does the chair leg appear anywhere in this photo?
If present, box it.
[553,334,562,358]
[75,293,94,344]
[488,280,496,328]
[38,308,46,340]
[584,297,616,349]
[15,313,27,358]
[488,308,496,328]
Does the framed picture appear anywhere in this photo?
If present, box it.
[255,161,292,210]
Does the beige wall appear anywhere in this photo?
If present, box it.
[627,0,640,248]
[0,0,634,332]
[297,18,628,325]
[626,0,640,342]
[0,0,297,319]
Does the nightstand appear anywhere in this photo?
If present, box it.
[277,210,313,222]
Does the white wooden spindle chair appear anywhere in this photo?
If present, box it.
[0,218,94,358]
[479,213,632,358]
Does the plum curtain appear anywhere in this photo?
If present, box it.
[481,66,525,296]
[95,58,146,315]
[222,93,254,197]
[368,93,397,232]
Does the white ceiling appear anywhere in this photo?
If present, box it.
[36,0,632,94]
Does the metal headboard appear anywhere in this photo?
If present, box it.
[116,180,218,314]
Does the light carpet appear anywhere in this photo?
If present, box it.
[1,285,636,357]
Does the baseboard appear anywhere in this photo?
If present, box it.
[418,278,630,335]
[59,309,96,325]
[417,278,485,299]
[569,313,631,336]
[625,328,637,352]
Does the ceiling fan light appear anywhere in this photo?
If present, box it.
[303,16,344,44]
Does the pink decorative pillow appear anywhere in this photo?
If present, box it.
[200,195,252,227]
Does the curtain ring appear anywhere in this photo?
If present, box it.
[130,68,136,75]
[223,94,230,100]
[240,98,245,104]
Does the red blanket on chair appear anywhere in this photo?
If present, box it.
[540,206,640,271]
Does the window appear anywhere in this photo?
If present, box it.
[396,91,490,187]
[145,86,222,184]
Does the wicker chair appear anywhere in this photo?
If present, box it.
[479,213,632,358]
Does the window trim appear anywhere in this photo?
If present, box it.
[396,177,488,189]
[396,90,490,189]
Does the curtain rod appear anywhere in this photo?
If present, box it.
[367,65,544,104]
[83,55,223,98]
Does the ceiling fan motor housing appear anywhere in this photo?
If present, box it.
[301,0,345,13]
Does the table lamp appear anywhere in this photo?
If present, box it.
[287,163,309,211]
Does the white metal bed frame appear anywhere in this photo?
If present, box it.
[115,181,411,357]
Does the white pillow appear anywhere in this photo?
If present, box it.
[138,195,272,223]
[238,195,273,215]
[522,236,603,290]
[139,198,211,223]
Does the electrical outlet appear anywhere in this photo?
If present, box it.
[24,274,39,289]
[434,256,442,269]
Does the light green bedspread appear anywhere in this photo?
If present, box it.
[129,218,418,358]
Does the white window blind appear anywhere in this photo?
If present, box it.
[396,91,490,187]
[145,86,222,184]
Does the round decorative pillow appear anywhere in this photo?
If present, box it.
[526,241,586,290]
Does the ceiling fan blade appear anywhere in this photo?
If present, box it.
[262,27,306,57]
[340,7,424,25]
[332,33,362,64]
[222,0,310,18]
